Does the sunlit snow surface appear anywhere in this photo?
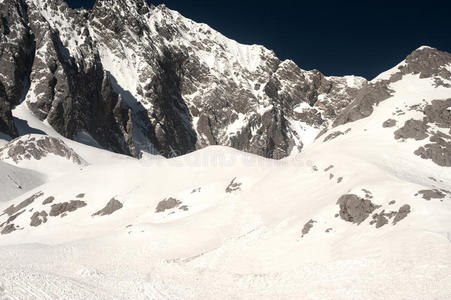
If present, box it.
[0,69,451,299]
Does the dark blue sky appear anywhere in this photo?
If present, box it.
[67,0,451,80]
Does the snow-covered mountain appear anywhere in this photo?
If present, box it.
[1,0,368,159]
[0,0,451,299]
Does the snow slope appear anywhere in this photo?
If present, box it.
[0,161,46,202]
[0,70,450,298]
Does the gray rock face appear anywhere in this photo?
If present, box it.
[370,212,389,228]
[337,194,380,224]
[413,99,451,166]
[414,137,451,167]
[301,219,316,237]
[42,196,55,205]
[30,211,48,226]
[370,210,396,228]
[0,0,34,137]
[155,197,182,213]
[394,119,429,140]
[383,119,397,128]
[369,204,411,227]
[0,135,85,164]
[393,205,411,225]
[417,189,446,200]
[144,50,198,157]
[415,140,451,167]
[4,191,43,216]
[392,99,451,166]
[24,0,136,156]
[332,47,451,129]
[333,83,392,127]
[423,99,451,128]
[49,200,87,217]
[401,47,451,80]
[0,224,16,235]
[92,198,123,216]
[3,208,25,225]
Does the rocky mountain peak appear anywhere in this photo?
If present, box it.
[0,0,449,160]
[332,46,451,129]
[403,46,451,80]
[371,46,451,84]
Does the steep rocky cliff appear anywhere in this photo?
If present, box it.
[1,0,450,160]
[0,0,370,158]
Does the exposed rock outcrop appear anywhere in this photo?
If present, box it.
[92,198,123,216]
[49,200,87,217]
[0,0,34,137]
[155,197,182,213]
[3,191,43,216]
[333,47,451,128]
[392,205,411,225]
[337,194,380,224]
[0,0,368,159]
[0,135,85,164]
[392,99,451,166]
[301,219,316,237]
[30,210,48,226]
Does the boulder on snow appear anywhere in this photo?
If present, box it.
[337,194,380,224]
[30,211,48,227]
[370,210,396,228]
[369,204,411,228]
[0,224,16,235]
[417,189,446,200]
[42,196,55,205]
[393,205,411,225]
[155,197,182,213]
[382,119,397,128]
[301,219,316,237]
[92,198,123,216]
[49,200,87,217]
